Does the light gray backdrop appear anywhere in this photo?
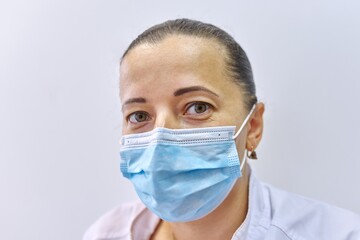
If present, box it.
[1,0,359,239]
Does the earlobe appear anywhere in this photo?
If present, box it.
[247,145,258,159]
[246,103,265,151]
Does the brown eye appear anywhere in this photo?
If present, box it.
[128,111,150,123]
[185,102,211,115]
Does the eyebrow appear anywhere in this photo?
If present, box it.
[122,86,218,109]
[173,86,219,97]
[122,97,146,109]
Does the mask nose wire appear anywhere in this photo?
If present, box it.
[232,104,257,140]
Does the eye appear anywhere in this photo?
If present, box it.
[128,111,150,123]
[185,102,212,115]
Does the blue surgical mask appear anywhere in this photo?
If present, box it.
[120,105,256,222]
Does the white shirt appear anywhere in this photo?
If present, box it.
[84,167,360,240]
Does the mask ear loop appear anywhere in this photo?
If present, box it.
[232,104,257,171]
[232,104,257,140]
[240,150,248,171]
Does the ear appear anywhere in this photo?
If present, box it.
[246,103,265,150]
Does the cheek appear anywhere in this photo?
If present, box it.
[121,122,129,135]
[214,106,244,127]
[235,130,247,146]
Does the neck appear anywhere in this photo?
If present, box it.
[152,165,250,240]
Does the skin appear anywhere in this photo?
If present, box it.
[120,35,265,240]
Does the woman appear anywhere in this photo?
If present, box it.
[84,19,360,240]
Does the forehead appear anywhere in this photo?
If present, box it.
[118,35,247,109]
[120,35,229,86]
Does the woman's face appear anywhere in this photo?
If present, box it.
[120,35,258,153]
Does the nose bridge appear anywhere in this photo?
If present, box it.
[154,107,179,130]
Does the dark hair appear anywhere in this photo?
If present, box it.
[121,18,257,110]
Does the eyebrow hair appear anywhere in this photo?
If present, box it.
[122,97,146,109]
[173,86,219,97]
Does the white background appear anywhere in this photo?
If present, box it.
[1,0,359,239]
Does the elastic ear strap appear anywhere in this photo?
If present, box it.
[240,150,247,171]
[232,104,257,139]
